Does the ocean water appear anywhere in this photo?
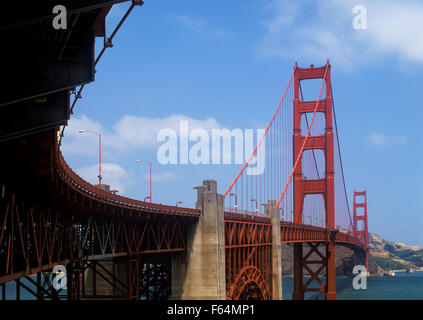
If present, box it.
[337,271,423,300]
[1,276,68,300]
[2,272,423,300]
[282,271,423,300]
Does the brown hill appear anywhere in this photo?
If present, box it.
[368,232,423,271]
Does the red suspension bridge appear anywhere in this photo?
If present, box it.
[223,61,368,300]
[0,1,368,301]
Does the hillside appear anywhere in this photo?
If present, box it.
[369,232,423,271]
[280,233,423,276]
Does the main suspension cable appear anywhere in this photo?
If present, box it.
[276,62,329,208]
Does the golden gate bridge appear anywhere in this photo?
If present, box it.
[0,0,368,300]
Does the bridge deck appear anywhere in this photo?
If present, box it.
[224,211,364,248]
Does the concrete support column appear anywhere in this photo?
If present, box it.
[325,233,337,300]
[84,258,128,298]
[171,180,226,300]
[266,200,283,300]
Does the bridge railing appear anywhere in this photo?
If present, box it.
[224,207,364,247]
[224,207,271,223]
[55,150,200,216]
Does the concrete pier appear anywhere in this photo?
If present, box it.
[172,180,226,299]
[266,200,283,300]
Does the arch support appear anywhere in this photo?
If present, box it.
[227,265,271,300]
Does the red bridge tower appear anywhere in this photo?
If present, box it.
[292,62,337,300]
[353,191,369,271]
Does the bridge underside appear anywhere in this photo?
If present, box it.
[0,1,132,141]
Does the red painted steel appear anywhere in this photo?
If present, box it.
[225,220,272,300]
[291,62,337,300]
[57,150,200,217]
[353,191,369,270]
[222,62,366,301]
[0,129,199,290]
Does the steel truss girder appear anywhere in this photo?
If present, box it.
[0,184,188,286]
[0,190,81,284]
[0,265,81,301]
[82,256,171,300]
[293,241,337,300]
[225,220,272,300]
[140,262,171,300]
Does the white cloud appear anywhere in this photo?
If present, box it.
[144,171,177,183]
[258,0,423,69]
[76,163,129,193]
[60,114,222,196]
[172,14,206,32]
[61,114,103,157]
[365,133,407,147]
[110,114,220,150]
[170,14,231,39]
[62,113,221,154]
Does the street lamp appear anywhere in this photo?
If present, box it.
[176,201,182,207]
[78,129,102,188]
[144,196,151,202]
[229,193,238,212]
[250,199,258,213]
[136,160,152,203]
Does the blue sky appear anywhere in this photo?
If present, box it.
[61,0,423,245]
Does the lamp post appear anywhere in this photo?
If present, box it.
[176,201,182,207]
[136,160,152,203]
[229,193,238,212]
[250,199,258,213]
[78,129,102,188]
